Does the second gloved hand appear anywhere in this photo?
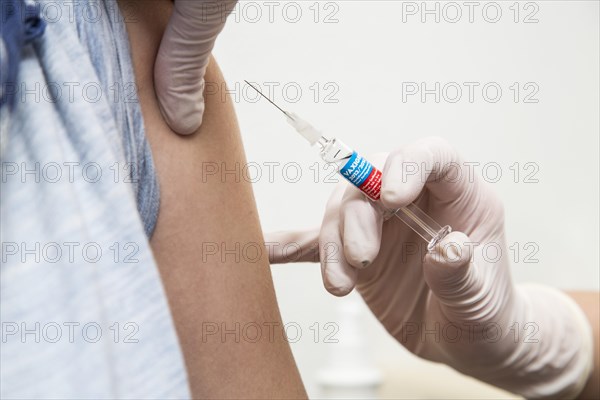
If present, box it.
[266,137,592,398]
[155,0,237,135]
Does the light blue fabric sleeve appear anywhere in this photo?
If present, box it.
[73,0,160,237]
[0,1,190,398]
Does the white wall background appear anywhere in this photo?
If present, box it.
[213,1,599,397]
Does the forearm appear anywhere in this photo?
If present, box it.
[568,291,600,399]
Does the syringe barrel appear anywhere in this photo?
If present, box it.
[318,137,382,200]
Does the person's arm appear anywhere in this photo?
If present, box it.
[569,292,600,399]
[120,1,306,397]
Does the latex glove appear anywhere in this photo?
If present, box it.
[155,0,237,135]
[267,137,593,398]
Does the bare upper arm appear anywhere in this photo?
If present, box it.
[119,1,306,397]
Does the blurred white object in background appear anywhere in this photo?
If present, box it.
[316,292,382,399]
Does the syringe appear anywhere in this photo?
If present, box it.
[245,81,451,251]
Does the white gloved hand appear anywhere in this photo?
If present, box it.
[155,0,237,135]
[267,137,593,398]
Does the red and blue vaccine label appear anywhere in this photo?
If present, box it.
[339,152,382,200]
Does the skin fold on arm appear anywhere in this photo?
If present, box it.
[118,1,306,398]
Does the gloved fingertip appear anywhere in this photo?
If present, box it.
[422,231,486,317]
[426,231,472,269]
[324,279,355,297]
[158,101,204,136]
[380,155,423,210]
[322,258,358,297]
[382,140,444,210]
[153,63,206,135]
[173,117,202,136]
[380,186,413,210]
[340,198,382,269]
[343,239,378,270]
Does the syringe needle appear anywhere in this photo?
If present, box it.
[244,80,296,121]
